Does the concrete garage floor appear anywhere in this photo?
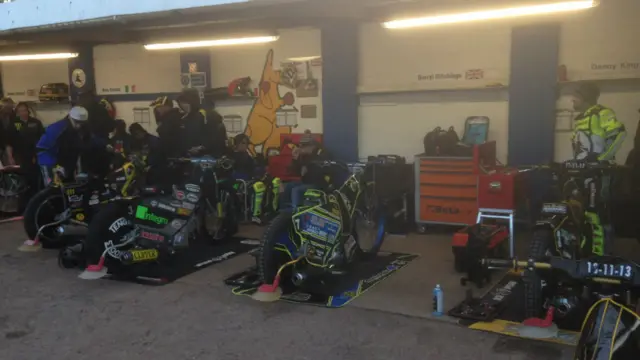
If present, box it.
[1,220,612,360]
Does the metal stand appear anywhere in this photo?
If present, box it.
[476,208,515,258]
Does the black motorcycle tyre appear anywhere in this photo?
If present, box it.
[85,202,135,273]
[23,187,65,248]
[524,227,554,318]
[258,210,295,288]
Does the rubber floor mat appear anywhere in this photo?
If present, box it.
[449,272,581,346]
[108,238,260,285]
[225,252,419,308]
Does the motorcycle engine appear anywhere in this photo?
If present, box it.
[554,228,577,259]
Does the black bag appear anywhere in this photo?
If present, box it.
[423,126,460,156]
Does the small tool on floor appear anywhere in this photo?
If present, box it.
[18,238,42,252]
[518,307,559,339]
[78,256,108,280]
[252,257,302,302]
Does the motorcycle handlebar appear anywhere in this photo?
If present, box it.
[483,257,640,287]
[517,161,627,174]
[168,156,234,170]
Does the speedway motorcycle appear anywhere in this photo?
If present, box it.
[485,257,640,360]
[255,160,385,300]
[79,155,239,279]
[20,154,146,250]
[522,160,626,318]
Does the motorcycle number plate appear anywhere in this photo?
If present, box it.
[580,261,634,280]
[541,203,567,214]
[129,249,159,262]
[297,212,340,243]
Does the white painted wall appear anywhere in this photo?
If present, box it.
[1,59,68,102]
[1,59,70,125]
[0,0,247,31]
[95,43,181,96]
[555,0,640,162]
[358,22,512,162]
[210,27,323,135]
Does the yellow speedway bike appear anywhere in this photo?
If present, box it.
[485,257,640,360]
[522,160,627,319]
[21,154,146,250]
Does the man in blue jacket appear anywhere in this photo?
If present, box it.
[37,106,111,186]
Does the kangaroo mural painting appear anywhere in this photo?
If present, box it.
[243,49,296,156]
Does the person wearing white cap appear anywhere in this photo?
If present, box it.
[36,106,107,187]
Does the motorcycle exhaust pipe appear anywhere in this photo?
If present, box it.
[292,271,307,286]
[55,224,88,236]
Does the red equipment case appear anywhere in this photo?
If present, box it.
[267,133,323,181]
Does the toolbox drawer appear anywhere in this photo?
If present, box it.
[418,196,477,225]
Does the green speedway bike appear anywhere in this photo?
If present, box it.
[255,160,385,299]
[524,160,627,318]
[486,257,640,360]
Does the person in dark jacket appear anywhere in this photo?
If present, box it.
[36,106,110,186]
[129,122,159,156]
[5,102,44,192]
[176,89,208,156]
[76,90,115,180]
[281,132,331,209]
[201,104,229,157]
[109,119,131,155]
[5,102,44,166]
[0,97,15,162]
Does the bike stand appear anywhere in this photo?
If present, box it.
[476,208,515,258]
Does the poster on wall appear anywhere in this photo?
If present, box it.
[280,58,321,98]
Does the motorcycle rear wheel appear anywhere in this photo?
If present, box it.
[258,211,294,286]
[23,187,65,248]
[85,202,135,271]
[524,227,554,318]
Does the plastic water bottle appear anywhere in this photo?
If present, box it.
[432,284,443,316]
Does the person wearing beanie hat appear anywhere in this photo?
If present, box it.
[36,106,110,187]
[571,82,626,161]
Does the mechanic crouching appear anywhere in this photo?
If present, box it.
[230,134,280,224]
[36,107,111,186]
[281,134,332,210]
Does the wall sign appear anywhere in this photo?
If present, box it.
[71,69,86,88]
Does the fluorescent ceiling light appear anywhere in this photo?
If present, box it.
[144,36,279,50]
[0,52,78,61]
[288,56,321,62]
[383,1,595,29]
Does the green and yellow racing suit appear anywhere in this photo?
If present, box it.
[571,104,626,255]
[572,105,626,161]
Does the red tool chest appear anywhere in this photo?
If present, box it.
[478,167,527,211]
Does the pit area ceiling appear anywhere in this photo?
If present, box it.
[0,0,558,52]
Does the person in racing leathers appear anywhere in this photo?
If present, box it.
[230,134,280,224]
[36,106,111,187]
[570,82,626,255]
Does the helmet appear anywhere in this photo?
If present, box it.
[69,106,89,121]
[149,96,170,108]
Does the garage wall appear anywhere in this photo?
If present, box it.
[94,43,181,129]
[95,43,181,96]
[1,59,70,125]
[555,0,640,162]
[210,27,322,154]
[358,22,511,162]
